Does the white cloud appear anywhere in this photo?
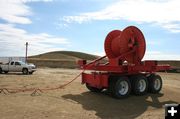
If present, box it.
[146,40,161,45]
[54,22,69,29]
[161,23,180,33]
[62,0,180,32]
[22,0,53,3]
[0,24,70,56]
[93,51,180,60]
[0,0,53,24]
[0,0,32,24]
[93,52,105,57]
[0,0,70,56]
[143,51,180,60]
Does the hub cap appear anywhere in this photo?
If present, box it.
[154,78,161,90]
[138,79,146,92]
[118,81,129,95]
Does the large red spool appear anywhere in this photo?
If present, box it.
[104,26,146,64]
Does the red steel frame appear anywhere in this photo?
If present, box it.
[78,56,170,89]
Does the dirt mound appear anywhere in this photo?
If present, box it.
[28,51,180,69]
[28,51,99,68]
[29,51,98,60]
[158,60,180,68]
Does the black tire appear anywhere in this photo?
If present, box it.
[147,74,162,93]
[110,76,131,99]
[86,83,103,92]
[0,68,2,74]
[108,76,117,95]
[22,68,28,75]
[131,75,148,95]
[30,72,33,74]
[4,71,8,74]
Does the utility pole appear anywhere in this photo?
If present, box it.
[25,42,28,63]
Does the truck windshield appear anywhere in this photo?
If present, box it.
[18,61,26,65]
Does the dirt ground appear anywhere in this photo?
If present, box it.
[0,68,179,119]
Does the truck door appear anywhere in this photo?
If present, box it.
[14,62,22,72]
[9,61,15,71]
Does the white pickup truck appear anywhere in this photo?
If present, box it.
[0,61,36,74]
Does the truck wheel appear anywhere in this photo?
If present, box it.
[4,71,8,74]
[148,74,162,93]
[29,72,33,75]
[131,75,148,95]
[86,83,103,92]
[0,68,2,74]
[22,68,28,75]
[108,76,117,95]
[111,76,131,99]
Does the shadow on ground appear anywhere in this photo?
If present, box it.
[62,91,177,119]
[0,73,28,75]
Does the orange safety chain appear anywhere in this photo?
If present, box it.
[0,70,85,96]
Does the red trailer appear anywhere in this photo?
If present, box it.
[78,26,170,99]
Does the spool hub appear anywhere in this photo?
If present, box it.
[104,26,146,64]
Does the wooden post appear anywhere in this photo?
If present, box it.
[25,42,28,63]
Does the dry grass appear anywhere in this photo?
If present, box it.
[0,68,179,119]
[28,51,99,68]
[27,51,180,70]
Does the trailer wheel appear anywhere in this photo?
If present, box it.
[22,68,28,75]
[112,76,131,99]
[108,76,117,95]
[148,74,162,93]
[0,68,2,74]
[86,83,103,92]
[131,75,148,95]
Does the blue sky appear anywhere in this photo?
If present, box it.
[0,0,180,60]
